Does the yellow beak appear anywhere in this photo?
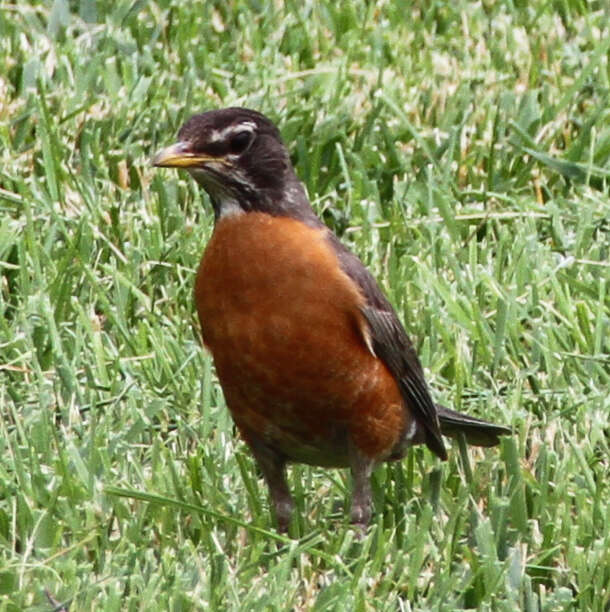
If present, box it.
[152,142,213,168]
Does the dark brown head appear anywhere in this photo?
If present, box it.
[153,107,316,222]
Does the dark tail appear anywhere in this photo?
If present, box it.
[436,404,511,447]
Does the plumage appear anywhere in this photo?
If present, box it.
[153,107,511,530]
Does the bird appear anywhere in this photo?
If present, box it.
[152,107,511,531]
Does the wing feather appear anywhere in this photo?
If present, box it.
[329,233,447,459]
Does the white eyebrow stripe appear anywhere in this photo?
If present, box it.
[209,121,257,143]
[228,121,257,134]
[220,121,256,138]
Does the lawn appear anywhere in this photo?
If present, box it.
[1,1,609,610]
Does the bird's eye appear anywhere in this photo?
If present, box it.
[228,130,253,154]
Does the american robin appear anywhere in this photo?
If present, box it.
[152,108,511,531]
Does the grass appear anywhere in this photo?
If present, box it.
[1,0,609,609]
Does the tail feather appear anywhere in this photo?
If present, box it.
[436,404,511,447]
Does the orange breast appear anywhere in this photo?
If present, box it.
[194,212,409,466]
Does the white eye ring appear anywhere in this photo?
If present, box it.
[228,130,253,154]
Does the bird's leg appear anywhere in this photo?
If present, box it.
[247,439,294,532]
[348,444,376,527]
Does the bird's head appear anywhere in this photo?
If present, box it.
[152,107,313,221]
